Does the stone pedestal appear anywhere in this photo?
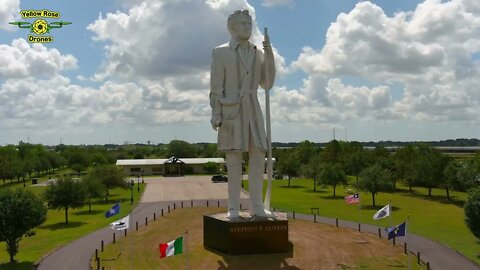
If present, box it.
[203,211,289,255]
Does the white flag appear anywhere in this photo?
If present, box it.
[373,205,390,220]
[110,215,129,230]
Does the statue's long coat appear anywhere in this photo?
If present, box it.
[210,39,275,152]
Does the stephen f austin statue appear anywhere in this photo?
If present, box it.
[209,10,275,218]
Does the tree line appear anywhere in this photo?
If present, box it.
[272,138,480,148]
[274,140,480,205]
[274,140,480,241]
[0,140,225,184]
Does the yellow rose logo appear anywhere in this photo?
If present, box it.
[32,19,48,35]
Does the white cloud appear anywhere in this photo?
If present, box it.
[325,78,392,117]
[87,0,288,81]
[0,39,77,79]
[268,76,395,126]
[0,0,291,144]
[0,73,212,132]
[262,0,293,8]
[0,0,20,31]
[291,0,480,124]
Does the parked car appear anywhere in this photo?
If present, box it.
[211,175,228,183]
[273,173,283,180]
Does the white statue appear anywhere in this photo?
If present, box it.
[210,10,275,218]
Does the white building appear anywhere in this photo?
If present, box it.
[116,156,226,176]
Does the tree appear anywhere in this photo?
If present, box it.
[321,140,342,164]
[443,159,468,200]
[342,142,368,182]
[276,150,301,188]
[318,163,347,198]
[30,145,51,176]
[198,143,222,158]
[0,188,47,262]
[295,140,317,164]
[203,162,219,174]
[412,145,446,196]
[301,154,323,191]
[91,153,109,166]
[465,153,480,189]
[81,176,106,212]
[0,146,17,184]
[166,140,198,158]
[393,145,417,192]
[356,164,392,206]
[464,188,480,240]
[44,178,86,223]
[63,147,91,175]
[88,165,128,201]
[371,146,396,189]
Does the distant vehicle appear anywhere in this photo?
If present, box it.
[211,175,228,183]
[273,173,283,180]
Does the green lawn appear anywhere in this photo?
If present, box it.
[0,181,145,270]
[1,175,478,268]
[244,178,479,265]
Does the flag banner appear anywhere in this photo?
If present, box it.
[345,193,360,204]
[386,221,406,240]
[105,203,120,218]
[110,215,129,231]
[373,204,390,220]
[159,236,183,258]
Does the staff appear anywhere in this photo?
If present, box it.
[263,27,273,210]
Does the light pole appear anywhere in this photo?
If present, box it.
[137,174,140,192]
[130,179,134,205]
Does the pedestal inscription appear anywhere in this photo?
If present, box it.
[203,211,289,255]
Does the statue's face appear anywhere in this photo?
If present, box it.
[233,15,252,41]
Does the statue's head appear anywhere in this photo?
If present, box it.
[228,10,252,42]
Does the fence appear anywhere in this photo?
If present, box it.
[93,200,431,270]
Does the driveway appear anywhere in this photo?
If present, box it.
[141,176,248,202]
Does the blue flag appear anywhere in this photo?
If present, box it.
[105,203,120,218]
[386,221,406,240]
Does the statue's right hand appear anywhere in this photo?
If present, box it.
[211,115,222,131]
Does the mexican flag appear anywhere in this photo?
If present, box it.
[159,236,183,258]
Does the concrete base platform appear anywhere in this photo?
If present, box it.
[203,211,289,255]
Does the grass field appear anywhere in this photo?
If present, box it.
[96,207,424,270]
[0,176,145,270]
[243,178,479,265]
[1,174,478,268]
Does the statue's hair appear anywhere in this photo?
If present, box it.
[227,10,251,33]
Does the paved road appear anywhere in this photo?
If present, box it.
[37,176,480,270]
[141,176,248,202]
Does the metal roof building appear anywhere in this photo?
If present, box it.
[116,157,226,176]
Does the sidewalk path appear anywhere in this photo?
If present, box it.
[37,176,479,270]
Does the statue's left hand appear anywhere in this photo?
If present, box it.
[211,115,222,131]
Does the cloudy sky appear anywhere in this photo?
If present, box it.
[0,0,479,145]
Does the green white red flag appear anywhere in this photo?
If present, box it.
[159,236,183,258]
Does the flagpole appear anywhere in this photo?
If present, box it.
[185,228,189,270]
[130,200,134,270]
[406,214,411,270]
[357,199,361,226]
[388,200,392,227]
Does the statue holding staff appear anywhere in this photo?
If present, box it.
[209,9,275,218]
